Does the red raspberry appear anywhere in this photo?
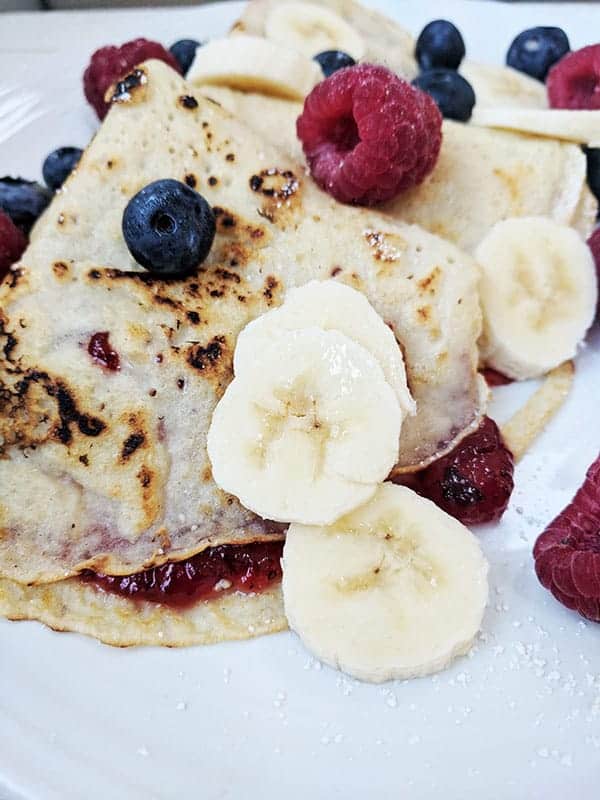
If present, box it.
[0,209,27,282]
[534,455,600,622]
[547,45,600,110]
[417,416,514,525]
[296,64,442,206]
[83,38,181,120]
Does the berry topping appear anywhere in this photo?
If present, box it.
[588,227,600,277]
[169,38,202,76]
[585,147,600,209]
[122,179,216,278]
[0,177,51,234]
[482,368,514,387]
[415,19,466,71]
[314,49,356,77]
[534,455,600,622]
[297,64,442,206]
[42,147,83,192]
[84,541,284,608]
[547,44,600,110]
[88,332,120,372]
[83,38,181,120]
[417,416,514,525]
[506,27,570,82]
[412,68,476,122]
[0,210,27,282]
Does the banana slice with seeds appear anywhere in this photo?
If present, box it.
[234,280,415,416]
[476,217,597,381]
[265,1,366,61]
[207,328,401,525]
[282,483,489,683]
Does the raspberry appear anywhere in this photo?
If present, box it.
[83,38,181,120]
[0,209,27,282]
[417,416,514,525]
[296,64,442,206]
[547,44,600,110]
[533,455,600,622]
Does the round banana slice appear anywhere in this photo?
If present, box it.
[265,1,366,61]
[476,217,597,381]
[186,35,322,101]
[471,107,600,144]
[207,328,401,526]
[234,280,415,416]
[282,483,489,683]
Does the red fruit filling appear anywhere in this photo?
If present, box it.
[482,368,514,387]
[533,455,600,622]
[296,64,442,206]
[589,227,600,278]
[547,44,600,110]
[82,541,284,609]
[417,416,514,525]
[88,332,120,371]
[83,38,181,120]
[0,209,27,282]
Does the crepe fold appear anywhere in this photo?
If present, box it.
[0,60,484,588]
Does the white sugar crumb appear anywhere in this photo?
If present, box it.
[136,746,149,757]
[214,578,232,592]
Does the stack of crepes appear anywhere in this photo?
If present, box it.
[0,0,596,647]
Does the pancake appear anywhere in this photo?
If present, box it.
[201,86,596,253]
[0,576,286,647]
[0,60,484,586]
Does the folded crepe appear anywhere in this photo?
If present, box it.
[201,86,596,253]
[0,54,484,634]
[235,0,548,110]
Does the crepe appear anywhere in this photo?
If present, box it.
[0,60,484,588]
[235,0,548,111]
[0,577,286,647]
[201,86,596,253]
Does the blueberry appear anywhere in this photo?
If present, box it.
[506,27,570,82]
[122,179,216,278]
[585,147,600,211]
[42,147,83,192]
[314,50,356,77]
[0,177,52,234]
[415,20,465,71]
[170,39,202,76]
[412,69,475,122]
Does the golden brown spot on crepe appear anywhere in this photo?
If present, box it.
[417,305,431,323]
[202,465,212,483]
[263,275,280,304]
[364,230,407,264]
[330,266,342,277]
[78,454,89,466]
[213,206,237,231]
[186,310,201,324]
[121,432,146,462]
[184,174,197,188]
[4,266,25,289]
[249,168,301,225]
[417,266,442,296]
[187,335,231,383]
[106,160,115,170]
[208,176,218,187]
[110,67,148,108]
[52,261,69,279]
[230,20,245,32]
[226,153,235,162]
[493,167,524,210]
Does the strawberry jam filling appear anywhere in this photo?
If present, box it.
[88,331,120,371]
[82,541,283,609]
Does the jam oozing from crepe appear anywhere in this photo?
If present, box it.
[88,332,120,371]
[82,541,283,608]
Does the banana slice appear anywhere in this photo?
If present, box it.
[207,328,401,525]
[476,217,597,381]
[234,281,415,416]
[282,483,489,683]
[461,61,547,109]
[265,1,366,61]
[471,107,600,144]
[187,35,321,101]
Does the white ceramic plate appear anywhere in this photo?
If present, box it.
[1,2,599,798]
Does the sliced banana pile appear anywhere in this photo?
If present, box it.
[187,35,322,101]
[476,217,598,380]
[283,483,489,682]
[472,107,600,145]
[264,1,366,61]
[207,281,411,526]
